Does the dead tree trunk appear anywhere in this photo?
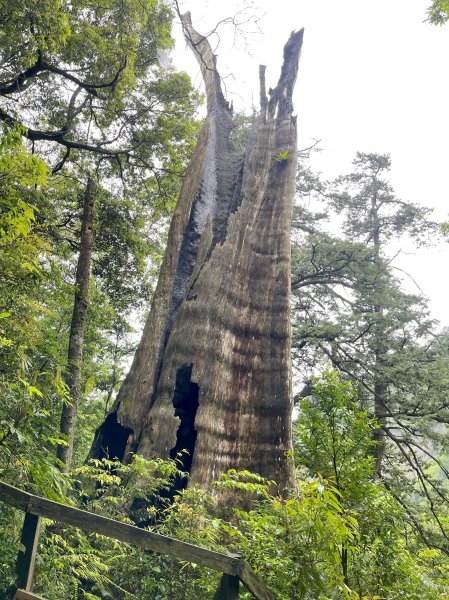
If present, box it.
[58,176,96,470]
[90,14,303,494]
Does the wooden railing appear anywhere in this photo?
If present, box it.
[0,481,276,600]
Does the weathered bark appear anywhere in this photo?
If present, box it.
[90,15,303,494]
[58,177,96,470]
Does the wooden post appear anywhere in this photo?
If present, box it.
[16,512,42,591]
[213,573,240,600]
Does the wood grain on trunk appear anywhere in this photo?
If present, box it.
[90,14,304,494]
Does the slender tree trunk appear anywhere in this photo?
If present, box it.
[89,14,303,495]
[372,214,387,476]
[58,176,96,470]
[373,376,387,476]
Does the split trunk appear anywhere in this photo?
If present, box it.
[90,15,304,494]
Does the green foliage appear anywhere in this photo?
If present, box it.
[0,0,200,481]
[330,152,437,246]
[295,371,377,503]
[226,480,358,599]
[3,441,449,598]
[275,150,289,162]
[293,152,449,554]
[74,455,186,522]
[0,125,71,495]
[0,0,175,117]
[0,0,200,484]
[0,0,201,190]
[0,125,48,352]
[294,372,449,599]
[23,458,360,600]
[427,0,449,24]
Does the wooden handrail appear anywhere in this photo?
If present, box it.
[14,590,46,600]
[0,481,276,600]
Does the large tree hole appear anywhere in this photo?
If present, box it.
[169,364,200,492]
[89,411,133,462]
[131,365,200,524]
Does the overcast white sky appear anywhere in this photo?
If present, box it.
[171,0,449,325]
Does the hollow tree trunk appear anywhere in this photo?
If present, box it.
[90,14,303,494]
[58,176,96,470]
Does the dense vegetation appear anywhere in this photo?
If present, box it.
[1,1,449,599]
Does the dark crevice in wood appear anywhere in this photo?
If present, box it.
[157,120,244,383]
[131,365,200,522]
[169,364,200,492]
[210,152,245,252]
[89,412,133,462]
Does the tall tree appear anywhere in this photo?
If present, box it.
[90,13,304,495]
[328,152,438,473]
[294,153,438,468]
[57,177,96,470]
[292,153,449,550]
